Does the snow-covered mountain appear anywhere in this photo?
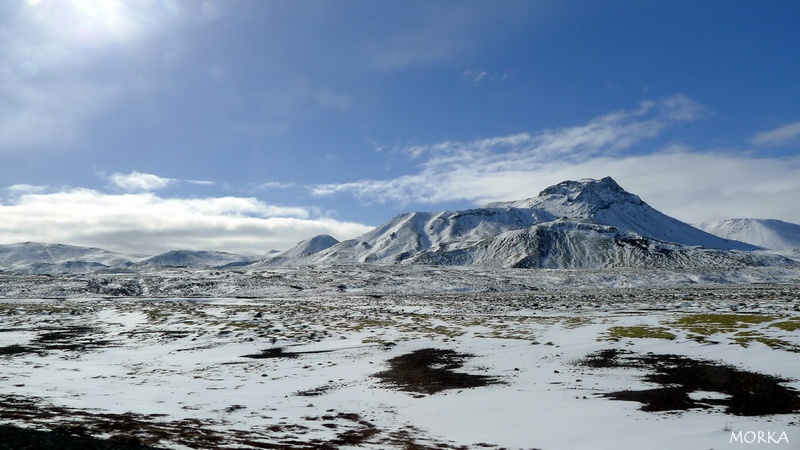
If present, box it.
[485,177,757,251]
[272,177,789,269]
[275,234,339,260]
[0,242,147,274]
[136,250,258,268]
[0,243,258,273]
[695,218,800,250]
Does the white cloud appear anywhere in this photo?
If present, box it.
[4,184,48,195]
[107,171,176,192]
[751,121,800,147]
[253,181,298,190]
[0,189,373,255]
[309,95,800,225]
[185,179,216,186]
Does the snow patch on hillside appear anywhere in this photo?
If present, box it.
[696,218,800,250]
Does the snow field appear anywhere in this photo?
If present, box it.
[1,282,799,449]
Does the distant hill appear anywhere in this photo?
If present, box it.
[137,250,258,268]
[0,242,146,274]
[276,234,339,259]
[0,243,259,273]
[696,218,800,250]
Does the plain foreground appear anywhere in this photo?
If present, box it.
[1,266,800,449]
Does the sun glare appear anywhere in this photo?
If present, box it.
[23,0,172,46]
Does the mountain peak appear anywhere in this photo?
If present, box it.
[535,177,642,211]
[486,176,642,214]
[538,176,620,196]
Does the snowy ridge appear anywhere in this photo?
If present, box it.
[0,243,258,273]
[279,177,779,269]
[137,250,258,268]
[0,242,146,274]
[272,234,340,260]
[300,207,539,265]
[696,218,800,250]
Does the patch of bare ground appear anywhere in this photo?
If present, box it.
[0,424,166,450]
[579,350,800,416]
[0,344,33,355]
[0,395,223,449]
[374,348,503,395]
[0,325,115,355]
[0,396,502,449]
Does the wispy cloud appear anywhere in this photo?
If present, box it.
[253,181,298,191]
[751,121,800,147]
[310,95,706,204]
[106,171,176,192]
[0,186,372,255]
[461,69,509,87]
[103,171,219,193]
[308,95,800,224]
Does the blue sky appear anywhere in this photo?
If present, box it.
[1,0,799,255]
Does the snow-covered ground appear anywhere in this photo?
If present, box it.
[1,266,799,449]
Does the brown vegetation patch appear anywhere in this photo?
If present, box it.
[374,348,502,395]
[0,344,34,355]
[0,424,166,450]
[580,350,800,416]
[0,394,500,449]
[32,326,114,352]
[1,325,114,356]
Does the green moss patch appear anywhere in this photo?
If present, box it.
[770,318,800,332]
[604,326,676,341]
[670,314,777,336]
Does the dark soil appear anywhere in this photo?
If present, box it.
[374,348,502,395]
[0,344,34,355]
[0,424,166,450]
[0,395,485,450]
[0,326,114,355]
[241,347,341,359]
[242,347,301,359]
[580,349,800,416]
